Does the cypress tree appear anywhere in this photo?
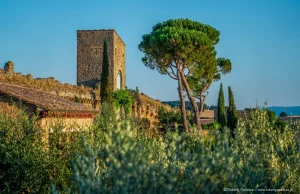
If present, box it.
[227,86,238,138]
[100,40,114,104]
[217,83,226,128]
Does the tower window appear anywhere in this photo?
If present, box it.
[117,71,122,90]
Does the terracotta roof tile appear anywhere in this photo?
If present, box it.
[0,83,98,113]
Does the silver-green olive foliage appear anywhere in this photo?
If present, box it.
[138,18,220,77]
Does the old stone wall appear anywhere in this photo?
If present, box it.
[130,94,173,127]
[113,31,126,90]
[0,69,166,125]
[0,70,101,109]
[77,30,126,91]
[77,30,115,88]
[77,30,114,87]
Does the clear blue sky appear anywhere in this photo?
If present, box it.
[1,0,299,109]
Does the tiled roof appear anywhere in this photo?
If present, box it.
[279,116,300,122]
[0,83,98,113]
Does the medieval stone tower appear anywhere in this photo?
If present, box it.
[77,30,126,91]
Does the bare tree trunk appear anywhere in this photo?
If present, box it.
[180,71,202,131]
[177,69,189,132]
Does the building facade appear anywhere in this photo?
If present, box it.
[0,83,99,143]
[77,30,126,91]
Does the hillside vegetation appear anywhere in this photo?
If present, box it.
[162,101,208,111]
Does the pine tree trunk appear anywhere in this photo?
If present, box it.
[199,91,205,113]
[180,71,202,131]
[200,101,205,113]
[177,69,189,132]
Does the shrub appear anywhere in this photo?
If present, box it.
[67,107,300,193]
[74,96,82,103]
[113,89,133,115]
[1,103,299,193]
[158,106,196,132]
[202,121,221,130]
[0,106,85,193]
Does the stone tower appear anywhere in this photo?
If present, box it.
[77,30,126,91]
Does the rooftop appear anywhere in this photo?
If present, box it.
[0,83,98,114]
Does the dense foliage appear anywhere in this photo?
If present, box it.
[280,111,288,117]
[1,104,299,193]
[0,107,84,193]
[113,89,133,115]
[217,83,226,127]
[188,57,232,113]
[158,107,218,132]
[162,101,208,111]
[157,107,191,132]
[202,121,221,130]
[68,107,300,193]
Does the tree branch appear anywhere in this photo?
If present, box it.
[185,67,191,77]
[170,66,177,78]
[163,67,178,80]
[166,72,178,80]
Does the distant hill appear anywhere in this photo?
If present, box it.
[162,101,198,111]
[162,101,211,111]
[267,106,300,116]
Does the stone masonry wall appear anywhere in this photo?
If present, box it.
[0,69,166,126]
[77,30,126,91]
[113,31,126,90]
[77,30,115,87]
[0,70,101,109]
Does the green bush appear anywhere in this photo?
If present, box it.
[0,107,85,193]
[202,121,221,130]
[68,107,300,193]
[158,107,195,132]
[113,89,133,115]
[1,104,299,193]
